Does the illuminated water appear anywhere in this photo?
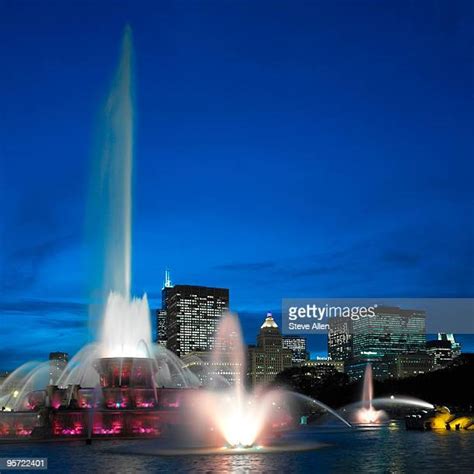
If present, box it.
[1,424,472,473]
[355,364,386,424]
[184,313,349,448]
[352,364,433,424]
[92,25,134,299]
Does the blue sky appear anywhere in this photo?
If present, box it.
[0,1,473,368]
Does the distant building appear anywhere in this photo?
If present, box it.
[351,306,426,360]
[346,351,435,381]
[328,318,353,361]
[329,306,427,380]
[156,309,167,347]
[304,358,344,374]
[438,333,461,356]
[166,284,229,357]
[345,357,391,381]
[336,306,430,380]
[247,313,293,386]
[386,352,434,379]
[181,350,243,387]
[155,270,173,346]
[49,352,69,384]
[282,336,308,365]
[427,333,461,368]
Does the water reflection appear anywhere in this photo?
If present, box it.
[0,423,472,473]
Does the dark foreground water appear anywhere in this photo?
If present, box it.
[0,423,472,473]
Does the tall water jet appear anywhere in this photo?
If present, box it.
[94,25,134,298]
[355,364,386,424]
[90,26,151,357]
[362,363,373,411]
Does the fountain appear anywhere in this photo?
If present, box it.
[354,364,386,424]
[346,363,436,426]
[0,26,199,441]
[0,26,352,447]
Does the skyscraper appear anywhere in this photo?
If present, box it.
[351,306,426,359]
[282,335,308,365]
[155,270,173,346]
[426,333,461,368]
[329,305,427,380]
[166,285,229,357]
[328,318,353,361]
[247,313,293,386]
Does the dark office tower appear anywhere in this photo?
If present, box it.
[328,317,353,361]
[438,333,461,357]
[166,285,229,357]
[161,269,173,308]
[343,306,427,380]
[351,306,426,359]
[282,336,309,365]
[155,270,173,346]
[427,333,461,368]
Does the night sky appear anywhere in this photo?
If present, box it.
[0,1,473,369]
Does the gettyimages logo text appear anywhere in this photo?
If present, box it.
[288,304,377,321]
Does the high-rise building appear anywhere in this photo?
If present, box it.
[329,306,427,381]
[438,333,461,357]
[328,318,353,361]
[351,306,426,359]
[247,313,293,386]
[155,270,174,346]
[166,285,229,357]
[282,336,308,365]
[427,333,461,368]
[328,306,426,361]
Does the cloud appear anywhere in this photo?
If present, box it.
[0,298,85,314]
[382,250,421,267]
[0,234,75,294]
[0,299,89,370]
[214,261,276,272]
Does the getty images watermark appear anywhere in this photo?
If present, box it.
[281,298,474,335]
[287,303,378,331]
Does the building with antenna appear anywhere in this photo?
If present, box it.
[155,270,173,347]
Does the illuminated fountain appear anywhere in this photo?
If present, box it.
[179,313,351,452]
[346,363,434,426]
[0,26,199,440]
[355,364,386,424]
[0,26,352,447]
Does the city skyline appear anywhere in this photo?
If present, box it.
[1,1,473,369]
[1,269,473,370]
